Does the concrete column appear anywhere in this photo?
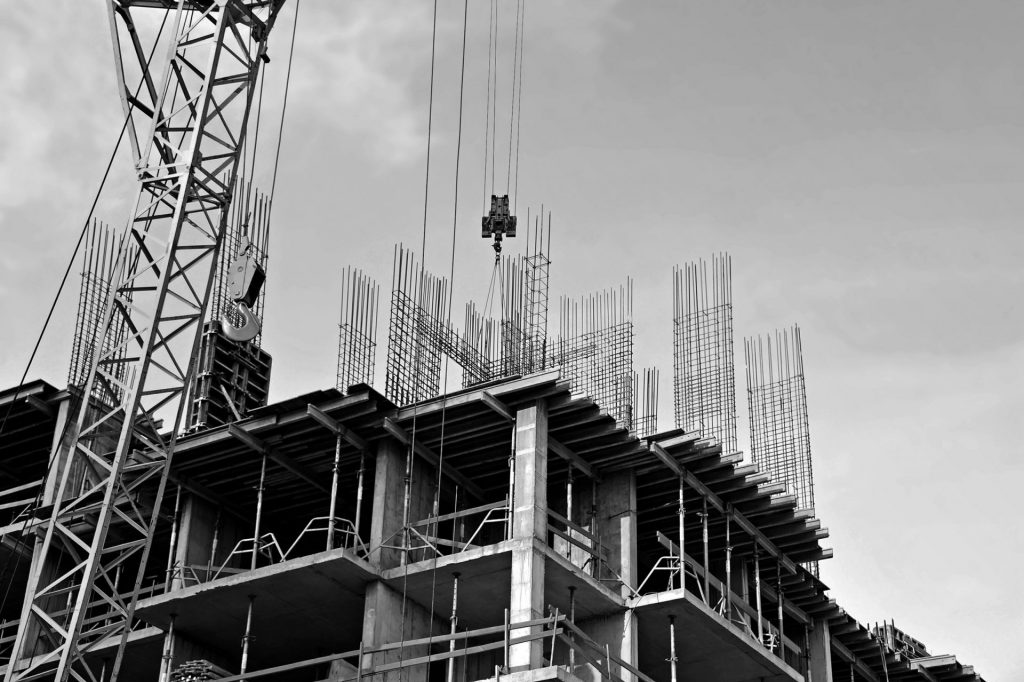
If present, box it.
[807,618,833,682]
[574,611,638,682]
[361,581,436,681]
[509,401,548,671]
[596,471,637,598]
[369,438,406,569]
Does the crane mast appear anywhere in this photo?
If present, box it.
[5,2,284,680]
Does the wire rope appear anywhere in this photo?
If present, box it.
[267,0,302,214]
[512,0,526,215]
[398,0,440,675]
[423,0,472,661]
[505,0,521,194]
[0,6,171,621]
[482,0,495,210]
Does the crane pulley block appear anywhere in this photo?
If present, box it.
[481,194,517,240]
[227,237,265,308]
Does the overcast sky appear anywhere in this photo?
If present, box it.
[2,2,1022,679]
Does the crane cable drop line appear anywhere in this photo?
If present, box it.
[4,2,286,681]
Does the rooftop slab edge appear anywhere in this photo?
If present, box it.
[394,369,566,421]
[630,586,803,682]
[137,545,378,614]
[0,379,65,407]
[480,665,583,682]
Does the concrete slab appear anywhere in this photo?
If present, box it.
[0,626,163,682]
[477,665,583,682]
[631,588,803,682]
[541,544,625,621]
[379,540,625,628]
[136,547,378,669]
[381,540,516,626]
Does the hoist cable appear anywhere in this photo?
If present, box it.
[0,6,171,621]
[424,0,471,651]
[398,0,441,674]
[267,0,301,214]
[512,0,526,215]
[505,0,521,194]
[482,0,495,209]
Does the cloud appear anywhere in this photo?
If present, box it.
[285,2,440,168]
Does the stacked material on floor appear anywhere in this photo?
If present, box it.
[170,660,231,681]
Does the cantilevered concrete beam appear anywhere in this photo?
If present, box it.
[548,438,599,482]
[305,404,370,452]
[381,418,485,500]
[830,636,880,682]
[226,424,329,495]
[650,443,797,575]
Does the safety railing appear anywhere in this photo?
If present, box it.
[193,610,568,682]
[404,500,510,559]
[637,531,802,664]
[0,479,43,535]
[284,516,368,560]
[212,533,285,580]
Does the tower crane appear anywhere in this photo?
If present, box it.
[4,2,284,680]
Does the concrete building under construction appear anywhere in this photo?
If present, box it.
[0,3,989,682]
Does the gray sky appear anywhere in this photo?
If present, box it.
[2,2,1022,678]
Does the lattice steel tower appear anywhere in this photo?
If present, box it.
[672,254,738,454]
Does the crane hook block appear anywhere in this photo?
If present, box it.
[220,238,265,343]
[481,195,517,240]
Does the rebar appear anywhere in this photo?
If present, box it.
[549,279,635,427]
[633,367,660,438]
[672,254,738,454]
[384,245,449,405]
[336,266,380,392]
[744,325,815,512]
[68,219,131,404]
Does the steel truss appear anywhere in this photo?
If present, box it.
[5,3,282,681]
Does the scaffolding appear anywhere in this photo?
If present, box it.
[744,325,815,513]
[336,266,380,392]
[672,254,738,454]
[68,219,130,404]
[550,280,635,427]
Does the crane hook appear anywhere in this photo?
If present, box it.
[220,237,265,343]
[222,302,262,343]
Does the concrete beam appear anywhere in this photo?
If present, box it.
[549,438,599,481]
[480,391,515,422]
[227,423,329,495]
[830,636,879,682]
[650,443,797,575]
[381,418,485,500]
[306,404,371,452]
